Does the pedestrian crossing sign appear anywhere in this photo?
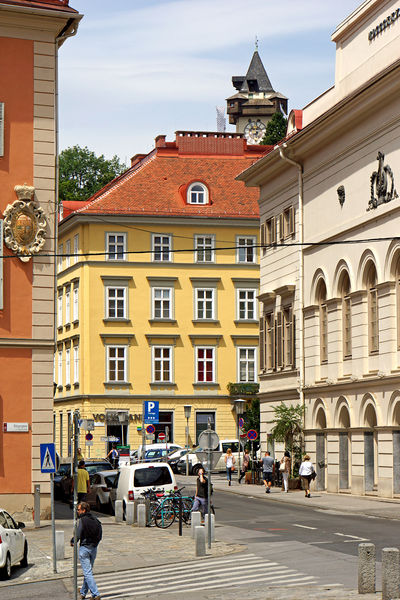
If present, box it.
[40,443,56,473]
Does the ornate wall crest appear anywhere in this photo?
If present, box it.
[368,151,398,210]
[337,185,345,207]
[3,184,47,262]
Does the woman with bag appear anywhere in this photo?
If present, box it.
[280,450,291,493]
[299,454,315,498]
[238,448,250,484]
[224,448,236,486]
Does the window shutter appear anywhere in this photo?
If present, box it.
[271,216,276,244]
[0,103,4,157]
[279,213,284,241]
[260,223,266,249]
[291,313,296,368]
[259,313,265,370]
[289,206,295,235]
[276,312,283,368]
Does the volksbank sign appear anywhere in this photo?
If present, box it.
[368,8,400,40]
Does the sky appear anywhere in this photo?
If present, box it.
[58,0,363,164]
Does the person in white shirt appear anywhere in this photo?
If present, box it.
[224,448,236,486]
[299,454,315,498]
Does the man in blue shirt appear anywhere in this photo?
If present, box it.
[261,451,275,494]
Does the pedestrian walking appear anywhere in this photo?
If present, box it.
[77,460,90,502]
[77,448,84,461]
[280,450,291,493]
[238,448,250,484]
[224,448,235,486]
[299,454,315,498]
[71,501,102,600]
[260,451,274,493]
[106,444,119,468]
[192,467,209,517]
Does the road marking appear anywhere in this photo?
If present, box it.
[293,523,317,530]
[334,532,369,542]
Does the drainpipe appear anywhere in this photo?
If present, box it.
[278,144,305,438]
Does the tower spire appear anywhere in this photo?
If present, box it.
[255,35,258,51]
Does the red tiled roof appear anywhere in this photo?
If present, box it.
[63,133,268,221]
[0,0,78,13]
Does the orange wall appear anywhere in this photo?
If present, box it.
[0,37,34,338]
[0,38,34,493]
[0,348,32,492]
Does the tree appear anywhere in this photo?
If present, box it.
[260,112,288,146]
[269,402,304,453]
[242,398,260,454]
[59,145,127,202]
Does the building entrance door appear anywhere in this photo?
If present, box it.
[315,433,325,490]
[339,432,349,490]
[364,431,374,492]
[393,431,400,495]
[106,424,127,454]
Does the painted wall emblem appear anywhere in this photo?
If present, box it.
[368,152,398,210]
[3,184,47,262]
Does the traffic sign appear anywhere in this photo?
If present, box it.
[195,450,223,471]
[158,432,166,440]
[238,417,244,428]
[40,443,56,473]
[144,400,159,424]
[247,429,258,441]
[146,433,155,441]
[198,430,220,450]
[85,433,93,441]
[146,424,155,434]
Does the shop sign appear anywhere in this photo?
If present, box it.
[92,413,142,424]
[368,9,400,41]
[3,422,29,432]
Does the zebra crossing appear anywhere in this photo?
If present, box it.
[95,553,319,598]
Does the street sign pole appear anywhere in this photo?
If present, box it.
[51,472,56,573]
[141,400,146,462]
[73,409,80,600]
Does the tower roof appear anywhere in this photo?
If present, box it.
[232,50,274,94]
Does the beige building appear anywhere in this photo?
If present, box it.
[240,0,400,498]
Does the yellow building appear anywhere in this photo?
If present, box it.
[55,131,263,457]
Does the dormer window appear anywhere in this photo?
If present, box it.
[187,182,209,205]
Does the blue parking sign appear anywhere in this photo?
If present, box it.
[144,401,159,424]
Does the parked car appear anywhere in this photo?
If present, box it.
[176,439,240,475]
[54,460,71,500]
[0,510,27,580]
[115,462,177,511]
[60,459,113,501]
[166,448,189,473]
[131,443,182,463]
[85,470,118,513]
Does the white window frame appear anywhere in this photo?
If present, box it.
[195,346,216,383]
[187,182,209,205]
[152,345,173,383]
[65,348,71,387]
[65,287,70,325]
[194,234,215,263]
[106,232,127,261]
[236,236,256,264]
[152,287,172,320]
[57,291,63,328]
[73,346,79,384]
[73,234,79,265]
[57,350,63,387]
[106,345,127,383]
[237,288,257,320]
[195,288,215,320]
[237,346,257,383]
[152,234,172,262]
[57,244,63,272]
[73,284,79,322]
[106,286,127,319]
[65,239,71,269]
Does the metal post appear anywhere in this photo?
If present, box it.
[73,409,80,600]
[34,484,40,528]
[51,473,57,573]
[141,401,146,461]
[207,447,211,549]
[178,496,183,537]
[186,419,189,476]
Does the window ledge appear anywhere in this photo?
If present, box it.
[192,319,220,324]
[57,385,63,391]
[150,382,177,388]
[193,382,220,388]
[73,382,80,389]
[57,326,63,332]
[148,319,177,324]
[234,320,259,325]
[103,318,132,323]
[104,381,132,388]
[65,384,71,391]
[72,320,79,326]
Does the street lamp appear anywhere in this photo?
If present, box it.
[184,405,192,476]
[234,399,245,481]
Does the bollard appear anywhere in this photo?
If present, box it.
[115,500,123,523]
[195,525,206,557]
[126,502,134,525]
[358,542,376,594]
[204,513,215,543]
[382,547,400,600]
[55,531,65,560]
[34,485,40,528]
[137,503,146,527]
[191,511,201,538]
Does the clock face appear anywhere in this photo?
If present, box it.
[244,119,266,144]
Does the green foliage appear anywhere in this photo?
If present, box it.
[268,402,304,451]
[227,382,259,396]
[242,398,260,453]
[260,112,288,146]
[59,145,127,202]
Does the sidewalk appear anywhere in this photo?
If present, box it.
[178,473,400,520]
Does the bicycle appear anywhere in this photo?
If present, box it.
[154,488,194,528]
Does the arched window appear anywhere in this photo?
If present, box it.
[316,280,327,363]
[396,257,400,350]
[365,263,378,354]
[339,271,351,359]
[187,182,209,205]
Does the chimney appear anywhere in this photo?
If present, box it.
[130,153,146,168]
[155,135,167,148]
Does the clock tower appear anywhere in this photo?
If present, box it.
[227,48,288,143]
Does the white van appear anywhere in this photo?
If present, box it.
[116,462,177,506]
[177,439,240,475]
[131,443,182,462]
